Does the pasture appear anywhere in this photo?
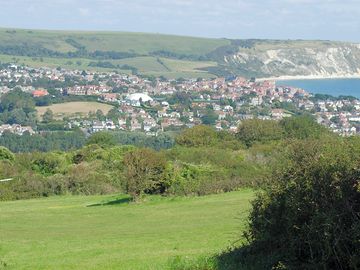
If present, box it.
[0,190,253,270]
[36,102,114,119]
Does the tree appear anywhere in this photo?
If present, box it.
[236,119,283,147]
[280,115,330,140]
[86,132,116,148]
[201,110,218,125]
[42,109,54,123]
[96,109,105,121]
[176,125,217,147]
[123,148,167,200]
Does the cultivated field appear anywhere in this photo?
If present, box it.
[36,102,114,119]
[0,190,253,270]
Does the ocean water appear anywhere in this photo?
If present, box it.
[276,79,360,98]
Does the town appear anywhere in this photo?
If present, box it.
[0,63,359,137]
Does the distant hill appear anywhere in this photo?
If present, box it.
[1,28,360,79]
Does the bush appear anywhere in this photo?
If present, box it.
[123,148,167,200]
[223,137,360,269]
[86,131,116,147]
[176,125,218,147]
[0,146,15,162]
[236,119,283,147]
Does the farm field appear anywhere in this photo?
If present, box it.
[0,190,254,270]
[36,101,114,119]
[0,53,217,79]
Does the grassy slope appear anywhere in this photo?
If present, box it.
[0,29,229,55]
[0,28,226,78]
[0,190,253,270]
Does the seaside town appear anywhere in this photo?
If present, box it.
[1,63,360,137]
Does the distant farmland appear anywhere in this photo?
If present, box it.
[36,102,114,119]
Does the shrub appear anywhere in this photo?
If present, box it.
[176,125,218,147]
[236,119,283,147]
[223,137,360,269]
[86,131,116,147]
[31,152,69,176]
[0,146,15,162]
[123,148,167,200]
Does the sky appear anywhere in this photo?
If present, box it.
[0,0,359,42]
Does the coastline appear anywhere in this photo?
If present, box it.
[257,74,360,82]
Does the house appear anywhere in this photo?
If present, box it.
[32,89,49,98]
[92,121,106,133]
[101,93,118,102]
[271,109,285,120]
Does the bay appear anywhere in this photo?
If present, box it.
[276,78,360,98]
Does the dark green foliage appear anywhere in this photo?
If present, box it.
[280,115,331,139]
[201,110,218,125]
[0,88,36,125]
[86,131,116,147]
[222,137,360,269]
[236,119,283,147]
[176,125,218,147]
[112,131,175,150]
[123,148,167,200]
[0,146,15,162]
[0,131,86,152]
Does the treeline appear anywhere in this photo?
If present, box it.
[0,131,175,153]
[0,131,86,152]
[88,61,138,73]
[0,43,140,60]
[0,117,332,201]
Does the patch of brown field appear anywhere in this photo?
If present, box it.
[36,102,114,119]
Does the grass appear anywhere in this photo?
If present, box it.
[0,28,229,55]
[0,54,217,79]
[0,28,223,78]
[0,190,254,270]
[36,102,114,119]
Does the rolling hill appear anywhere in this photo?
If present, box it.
[1,28,360,79]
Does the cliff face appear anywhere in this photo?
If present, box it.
[220,41,360,78]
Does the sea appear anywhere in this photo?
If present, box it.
[276,78,360,99]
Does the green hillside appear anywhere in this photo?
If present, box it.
[1,28,359,78]
[0,190,253,270]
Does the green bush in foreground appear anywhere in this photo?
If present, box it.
[220,137,360,269]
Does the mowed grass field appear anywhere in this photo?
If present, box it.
[0,190,254,270]
[36,102,114,119]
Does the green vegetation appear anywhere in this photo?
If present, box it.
[0,190,254,270]
[1,116,358,269]
[219,136,360,269]
[2,28,356,78]
[0,29,224,78]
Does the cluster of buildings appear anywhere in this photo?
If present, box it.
[1,64,360,136]
[0,124,34,136]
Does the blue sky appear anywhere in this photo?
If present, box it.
[0,0,359,41]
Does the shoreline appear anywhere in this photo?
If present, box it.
[257,74,360,82]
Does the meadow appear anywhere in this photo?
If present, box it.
[0,28,223,78]
[36,101,114,119]
[0,190,253,270]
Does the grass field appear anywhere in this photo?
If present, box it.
[0,28,224,78]
[0,53,217,79]
[36,102,114,119]
[0,190,254,270]
[0,28,229,55]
